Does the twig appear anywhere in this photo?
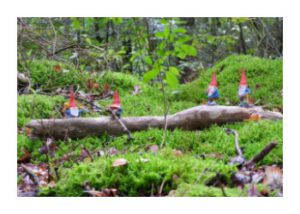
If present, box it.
[151,182,154,197]
[220,184,227,197]
[48,43,77,56]
[76,96,102,111]
[194,162,216,184]
[82,146,94,162]
[107,109,133,140]
[225,128,243,157]
[244,142,277,168]
[45,138,53,182]
[158,178,166,197]
[48,18,57,60]
[21,164,40,186]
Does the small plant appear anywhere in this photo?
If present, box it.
[142,18,197,146]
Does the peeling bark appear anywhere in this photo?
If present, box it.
[26,106,283,140]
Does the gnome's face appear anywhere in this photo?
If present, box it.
[207,85,217,97]
[238,85,248,97]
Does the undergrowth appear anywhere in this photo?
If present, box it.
[17,55,283,197]
[39,148,237,196]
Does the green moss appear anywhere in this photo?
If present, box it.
[20,119,282,168]
[39,148,236,196]
[17,134,46,163]
[35,120,281,196]
[177,55,283,109]
[17,95,65,127]
[28,59,89,90]
[18,56,283,197]
[99,89,196,117]
[174,183,245,197]
[93,72,149,93]
[107,120,282,166]
[27,59,151,94]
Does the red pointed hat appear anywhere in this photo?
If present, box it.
[240,69,247,86]
[111,90,121,108]
[69,89,77,108]
[209,72,218,87]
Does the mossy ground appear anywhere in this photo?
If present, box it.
[17,55,283,196]
[177,55,283,110]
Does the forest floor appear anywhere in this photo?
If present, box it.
[17,55,283,197]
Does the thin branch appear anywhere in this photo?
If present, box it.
[107,108,133,140]
[82,146,94,162]
[244,142,277,168]
[48,18,57,60]
[225,128,243,157]
[158,178,166,197]
[21,164,40,186]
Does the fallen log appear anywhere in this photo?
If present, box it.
[26,105,283,140]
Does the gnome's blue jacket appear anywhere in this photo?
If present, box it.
[207,86,219,99]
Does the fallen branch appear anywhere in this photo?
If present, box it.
[27,106,282,140]
[225,129,243,157]
[244,142,278,169]
[21,164,40,186]
[82,146,94,162]
[107,109,133,140]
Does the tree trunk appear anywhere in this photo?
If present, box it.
[238,23,247,54]
[26,106,282,140]
[93,18,103,43]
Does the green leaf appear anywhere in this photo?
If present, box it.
[144,56,153,65]
[117,50,126,55]
[169,66,179,75]
[166,69,179,88]
[187,46,197,56]
[155,31,164,38]
[181,44,197,56]
[174,28,187,34]
[143,69,160,82]
[176,49,186,59]
[160,19,168,24]
[164,26,170,37]
[232,17,249,24]
[112,17,123,25]
[176,36,191,43]
[72,18,81,30]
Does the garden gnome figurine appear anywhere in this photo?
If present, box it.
[64,89,87,118]
[238,69,252,107]
[108,90,123,119]
[207,72,219,106]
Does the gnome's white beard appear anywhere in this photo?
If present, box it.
[70,107,79,117]
[238,85,248,97]
[207,85,216,96]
